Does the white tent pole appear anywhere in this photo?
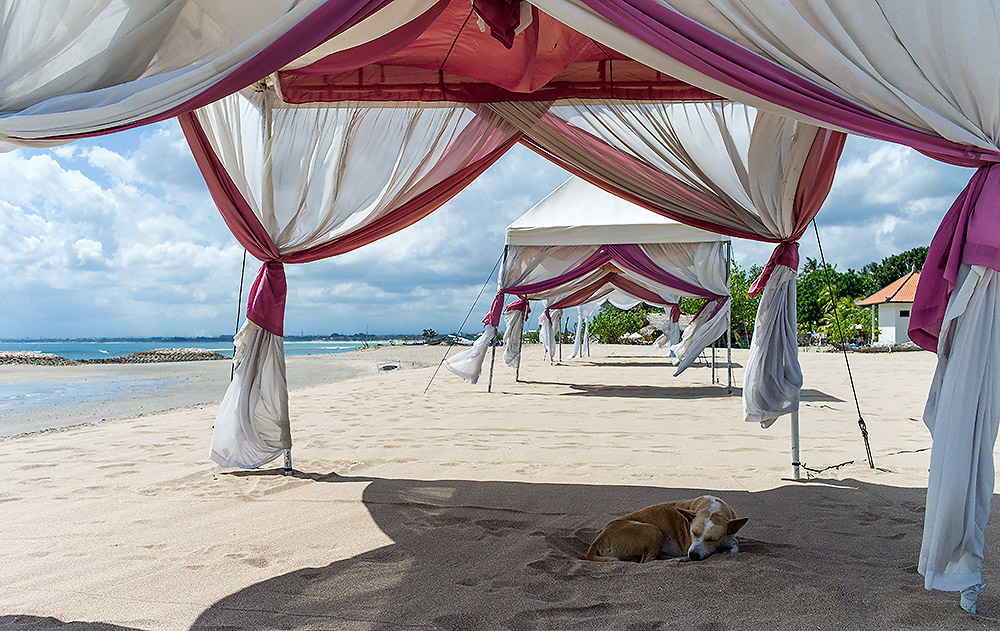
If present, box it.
[258,88,291,476]
[791,410,801,480]
[727,241,733,395]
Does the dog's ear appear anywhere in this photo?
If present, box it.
[726,517,748,536]
[677,508,697,523]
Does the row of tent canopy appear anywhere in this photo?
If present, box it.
[443,176,732,385]
[3,0,999,597]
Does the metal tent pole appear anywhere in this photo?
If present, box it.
[487,341,497,393]
[791,411,801,480]
[726,242,733,395]
[515,324,523,382]
[711,341,716,384]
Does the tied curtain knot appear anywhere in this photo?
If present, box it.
[505,297,530,315]
[749,241,800,297]
[246,260,287,337]
[483,292,507,327]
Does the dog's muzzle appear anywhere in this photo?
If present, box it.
[687,544,707,561]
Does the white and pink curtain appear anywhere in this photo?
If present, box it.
[0,0,445,148]
[180,91,519,467]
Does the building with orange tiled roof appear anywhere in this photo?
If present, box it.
[856,268,920,345]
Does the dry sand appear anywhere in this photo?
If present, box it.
[1,344,998,630]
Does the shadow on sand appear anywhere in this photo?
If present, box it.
[7,476,996,630]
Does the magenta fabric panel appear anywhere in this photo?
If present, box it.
[50,0,394,142]
[472,0,523,49]
[285,0,450,76]
[579,0,998,167]
[608,275,672,305]
[604,244,723,299]
[502,250,612,295]
[505,297,530,314]
[748,241,799,297]
[548,274,617,310]
[669,303,681,322]
[484,293,507,327]
[910,164,1000,351]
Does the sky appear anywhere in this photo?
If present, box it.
[0,119,971,339]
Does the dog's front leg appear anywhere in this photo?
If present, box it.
[663,556,691,563]
[719,537,739,554]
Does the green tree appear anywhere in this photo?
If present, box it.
[421,328,437,341]
[729,262,763,348]
[589,302,657,343]
[860,246,928,290]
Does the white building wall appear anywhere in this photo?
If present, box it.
[876,303,912,345]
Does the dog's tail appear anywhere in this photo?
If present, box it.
[585,538,617,562]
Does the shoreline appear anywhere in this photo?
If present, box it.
[0,346,442,438]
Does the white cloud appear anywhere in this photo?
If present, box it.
[0,121,980,338]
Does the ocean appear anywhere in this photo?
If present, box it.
[0,339,397,361]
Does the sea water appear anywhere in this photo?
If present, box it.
[0,339,392,424]
[0,339,376,361]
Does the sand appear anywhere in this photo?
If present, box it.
[1,344,998,630]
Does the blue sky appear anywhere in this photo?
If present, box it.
[0,119,970,339]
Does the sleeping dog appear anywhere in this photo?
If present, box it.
[586,495,748,562]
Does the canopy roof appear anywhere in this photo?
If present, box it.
[506,177,731,246]
[277,0,720,104]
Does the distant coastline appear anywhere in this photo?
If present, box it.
[0,333,423,343]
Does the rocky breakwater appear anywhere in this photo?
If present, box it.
[1,348,229,366]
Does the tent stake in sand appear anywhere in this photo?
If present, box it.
[791,411,801,480]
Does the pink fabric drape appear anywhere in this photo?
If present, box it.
[180,110,519,337]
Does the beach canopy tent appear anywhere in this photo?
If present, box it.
[3,0,1000,598]
[444,176,731,384]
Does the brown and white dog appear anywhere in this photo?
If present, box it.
[586,495,748,563]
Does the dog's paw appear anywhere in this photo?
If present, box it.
[664,556,690,563]
[720,538,739,554]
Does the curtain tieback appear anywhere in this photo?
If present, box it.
[246,260,287,336]
[749,241,800,297]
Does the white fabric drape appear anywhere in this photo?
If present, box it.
[210,321,288,468]
[671,300,729,374]
[539,308,563,362]
[444,325,497,384]
[919,265,1000,592]
[742,265,801,427]
[0,0,446,147]
[199,92,517,467]
[502,308,526,367]
[570,302,599,358]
